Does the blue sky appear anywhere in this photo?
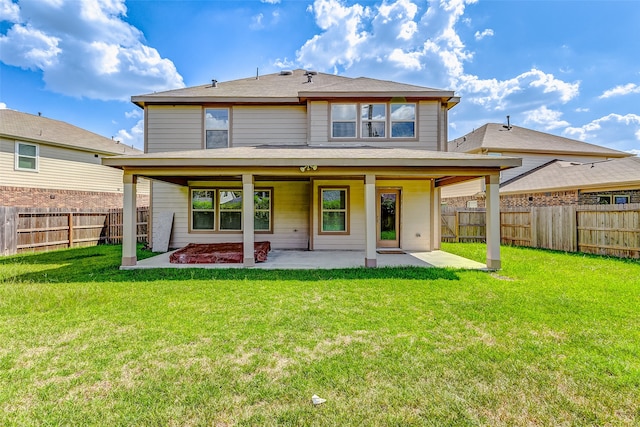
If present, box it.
[1,0,639,155]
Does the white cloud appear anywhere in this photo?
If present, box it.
[575,107,590,113]
[523,106,569,130]
[296,0,371,70]
[261,0,280,3]
[294,0,578,119]
[457,69,579,111]
[0,0,184,101]
[125,108,142,119]
[116,118,144,150]
[0,102,7,109]
[564,113,640,152]
[474,28,493,41]
[0,0,20,22]
[0,24,61,69]
[388,48,422,70]
[599,83,640,99]
[250,13,264,30]
[628,149,640,156]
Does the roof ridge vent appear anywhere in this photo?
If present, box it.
[279,70,293,76]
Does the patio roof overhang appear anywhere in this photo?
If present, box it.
[103,145,521,186]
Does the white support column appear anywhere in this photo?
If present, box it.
[364,174,377,267]
[122,173,137,267]
[431,181,441,250]
[485,173,501,270]
[242,174,255,267]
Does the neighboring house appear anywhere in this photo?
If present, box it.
[442,123,632,207]
[103,69,520,269]
[500,156,640,205]
[0,109,149,209]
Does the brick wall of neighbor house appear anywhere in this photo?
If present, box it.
[444,191,580,209]
[500,191,579,208]
[441,195,486,209]
[578,189,640,204]
[0,186,149,209]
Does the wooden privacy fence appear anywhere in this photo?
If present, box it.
[103,207,149,245]
[1,207,148,256]
[442,203,640,259]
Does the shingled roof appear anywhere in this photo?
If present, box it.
[132,69,458,107]
[449,123,631,158]
[500,156,640,194]
[0,109,141,155]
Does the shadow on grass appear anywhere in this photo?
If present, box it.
[1,244,463,283]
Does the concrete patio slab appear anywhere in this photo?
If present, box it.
[124,249,486,270]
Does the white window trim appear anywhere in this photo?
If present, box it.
[330,102,417,141]
[330,104,357,139]
[204,107,230,149]
[15,141,39,172]
[390,103,417,139]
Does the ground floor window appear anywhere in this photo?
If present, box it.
[190,188,272,232]
[319,187,349,234]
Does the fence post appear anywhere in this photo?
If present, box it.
[454,210,460,242]
[530,208,537,248]
[68,212,74,248]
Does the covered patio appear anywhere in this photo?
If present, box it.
[104,146,520,270]
[123,248,487,270]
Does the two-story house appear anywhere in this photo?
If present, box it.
[1,109,149,209]
[104,69,520,269]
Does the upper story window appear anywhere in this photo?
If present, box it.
[361,104,386,138]
[15,142,38,171]
[205,108,229,148]
[390,104,416,138]
[331,103,416,140]
[331,104,357,138]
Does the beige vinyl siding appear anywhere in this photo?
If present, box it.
[417,101,439,150]
[377,180,432,251]
[313,179,365,250]
[152,180,309,250]
[308,101,329,145]
[231,106,307,146]
[269,181,310,248]
[441,179,483,199]
[146,105,203,153]
[498,152,610,183]
[1,137,149,194]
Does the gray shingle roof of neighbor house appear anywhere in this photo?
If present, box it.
[0,109,141,155]
[448,123,631,158]
[131,69,460,107]
[500,156,640,194]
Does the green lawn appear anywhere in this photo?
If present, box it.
[0,244,638,426]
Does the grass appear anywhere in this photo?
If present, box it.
[0,244,638,426]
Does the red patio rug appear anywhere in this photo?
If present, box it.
[169,241,271,264]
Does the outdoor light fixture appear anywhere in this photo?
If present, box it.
[299,165,318,172]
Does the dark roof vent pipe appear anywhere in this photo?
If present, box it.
[305,70,317,83]
[211,79,218,88]
[503,115,512,130]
